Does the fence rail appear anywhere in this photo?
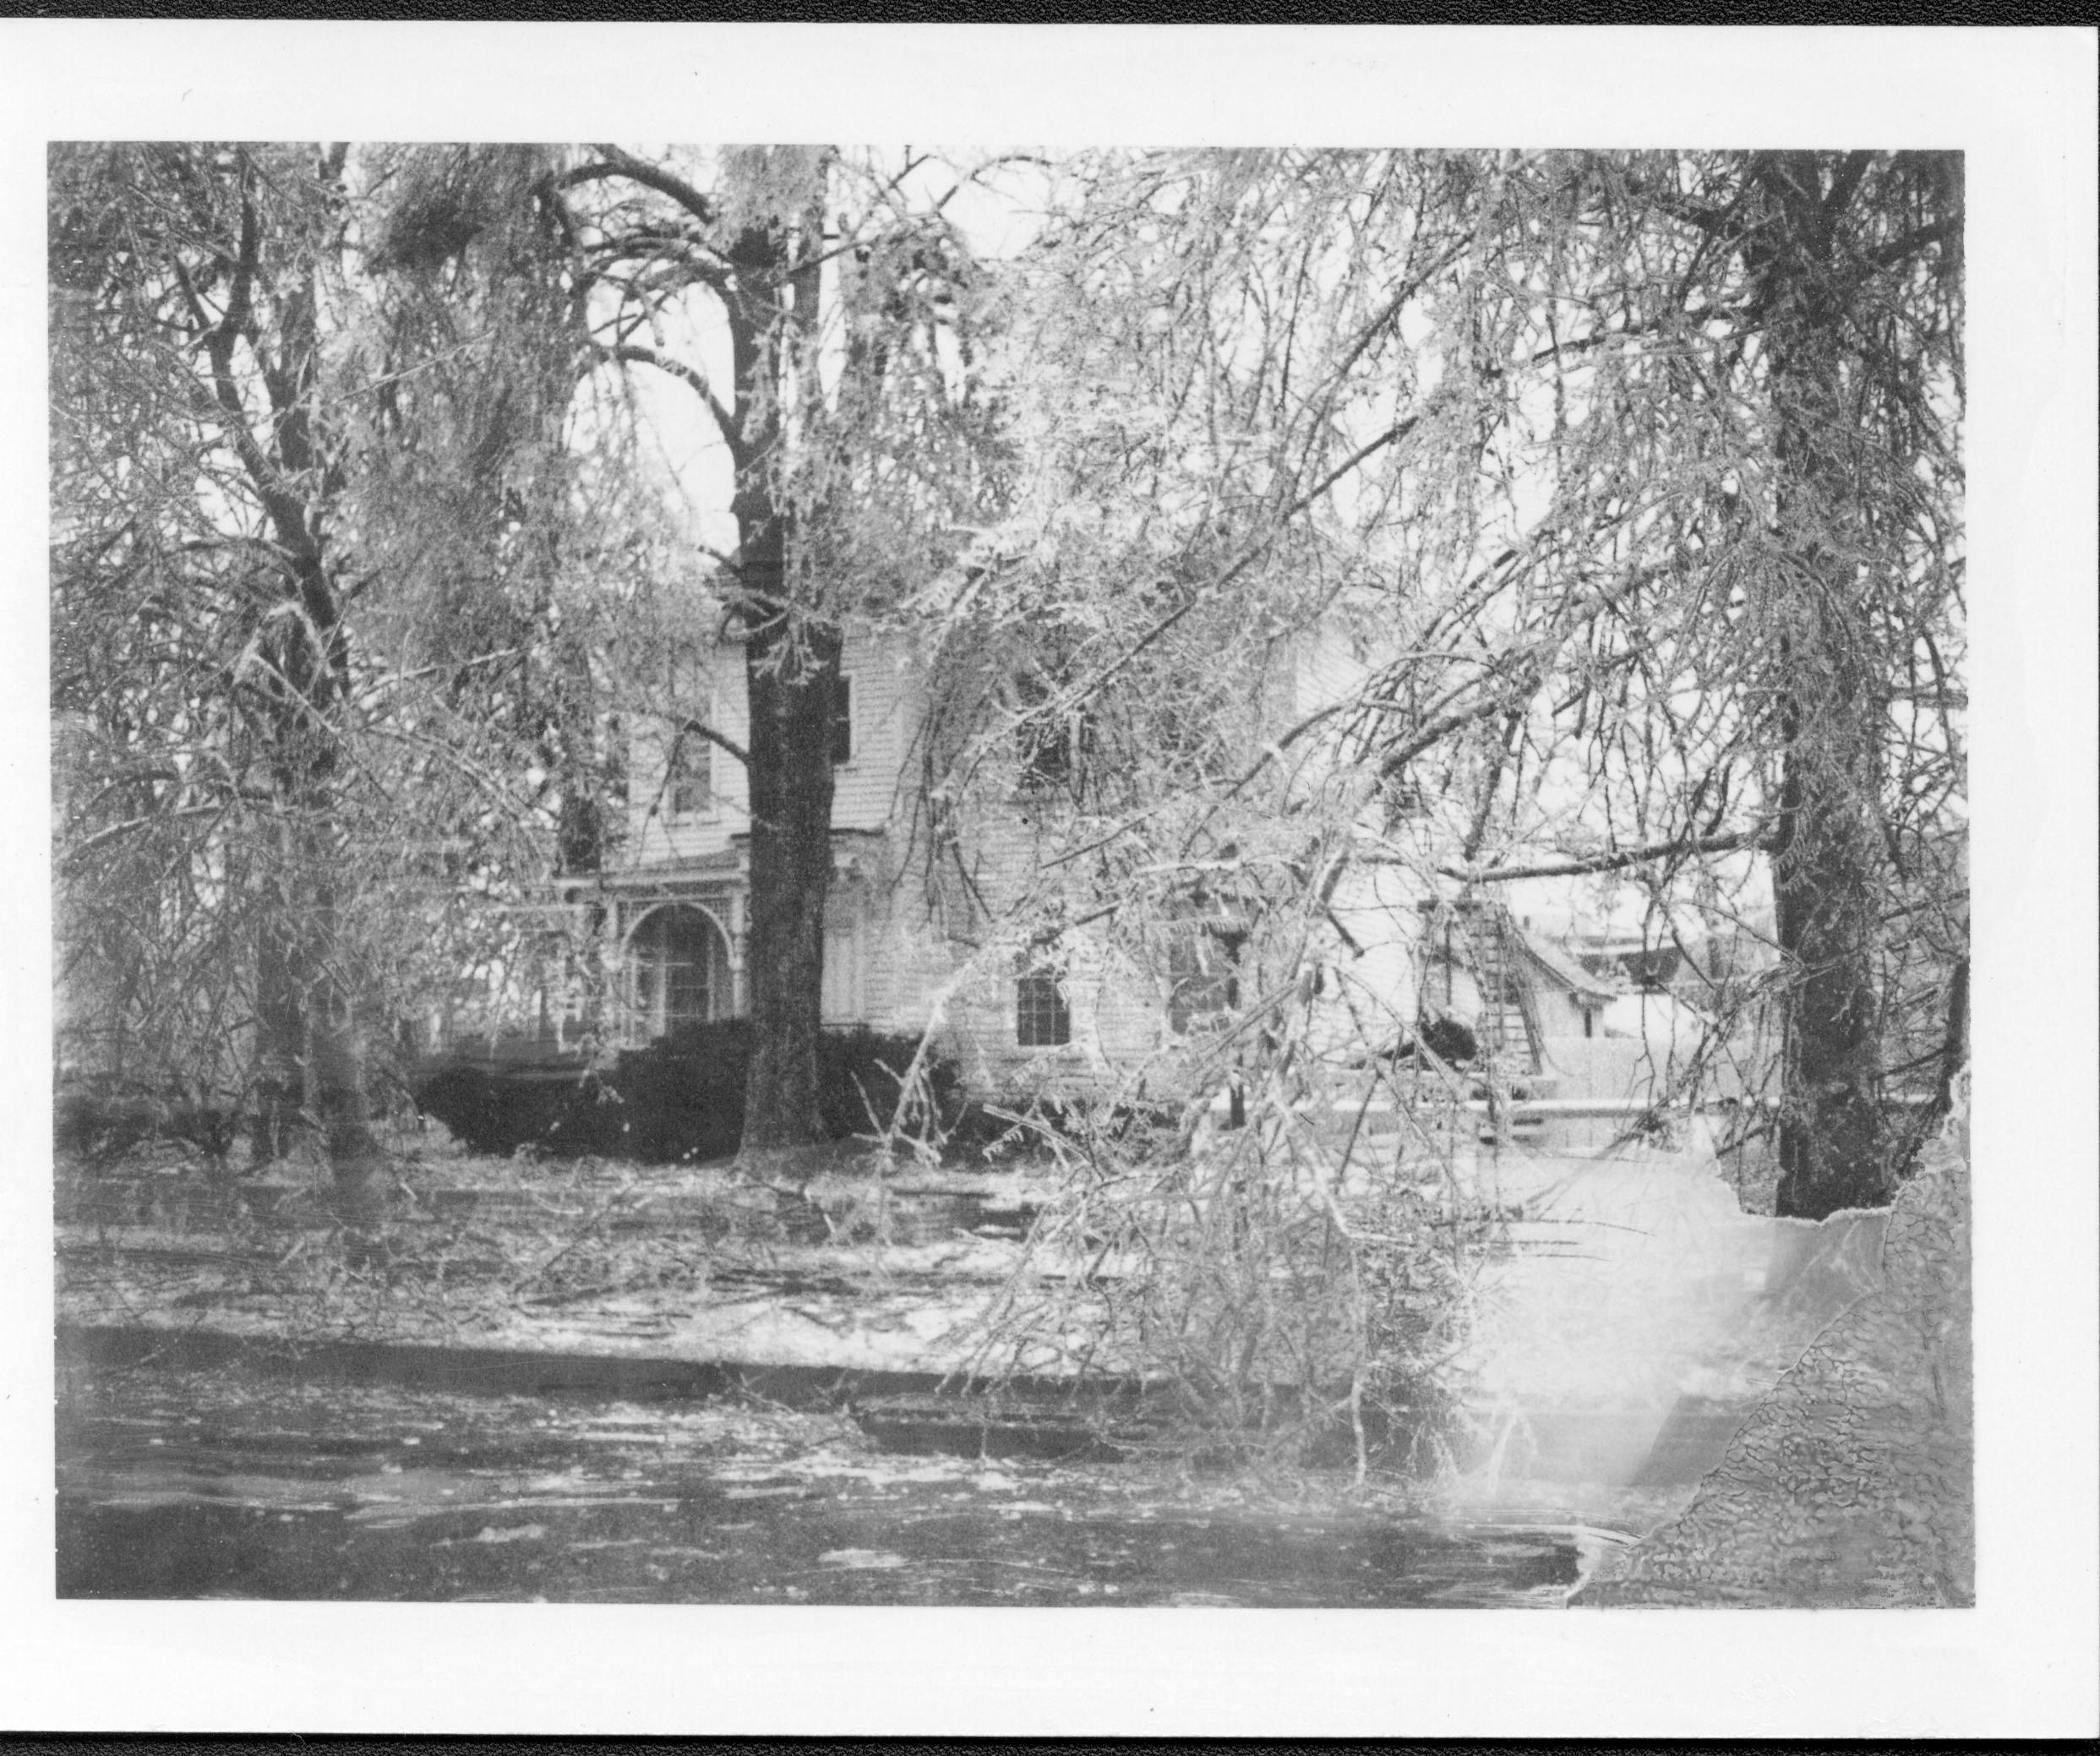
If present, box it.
[1207,1088,1940,1123]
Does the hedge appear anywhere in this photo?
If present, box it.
[412,1022,962,1164]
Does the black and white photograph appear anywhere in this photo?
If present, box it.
[7,20,2096,1741]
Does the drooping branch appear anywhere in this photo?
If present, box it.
[1075,407,1427,712]
[600,342,743,461]
[564,147,719,228]
[1437,828,1766,886]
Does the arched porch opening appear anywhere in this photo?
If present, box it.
[625,903,733,1039]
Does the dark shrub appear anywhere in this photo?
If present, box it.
[412,1023,961,1164]
[597,1020,752,1163]
[410,1058,597,1159]
[54,1077,241,1165]
[1417,1012,1480,1065]
[816,1024,964,1144]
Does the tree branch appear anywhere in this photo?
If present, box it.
[221,157,259,343]
[599,342,743,461]
[679,717,750,769]
[585,229,731,292]
[565,147,719,227]
[61,802,229,870]
[1439,828,1765,886]
[1823,150,1876,218]
[1376,664,1538,780]
[1868,215,1960,269]
[1076,408,1426,712]
[1639,181,1734,240]
[194,340,314,562]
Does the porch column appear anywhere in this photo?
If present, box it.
[726,889,748,1017]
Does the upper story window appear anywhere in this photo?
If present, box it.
[1019,717,1077,793]
[1015,968,1072,1049]
[1381,767,1427,822]
[1168,923,1246,1034]
[830,673,855,766]
[668,721,712,820]
[663,658,714,821]
[1013,670,1089,797]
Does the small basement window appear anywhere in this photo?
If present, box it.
[1016,970,1072,1049]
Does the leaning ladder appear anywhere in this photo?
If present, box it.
[1459,901,1542,1077]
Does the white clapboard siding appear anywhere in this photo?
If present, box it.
[608,620,1427,1100]
[628,628,928,869]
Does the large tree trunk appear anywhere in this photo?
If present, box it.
[738,544,840,1152]
[257,551,390,1227]
[1755,154,1892,1219]
[247,806,388,1224]
[306,917,387,1228]
[249,903,303,1167]
[556,150,853,1166]
[1771,679,1890,1217]
[723,162,840,1161]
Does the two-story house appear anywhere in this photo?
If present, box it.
[565,611,1295,1103]
[460,599,1748,1129]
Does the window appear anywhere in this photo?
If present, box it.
[1168,924,1244,1033]
[830,673,854,766]
[668,722,712,820]
[1015,970,1072,1049]
[1018,716,1077,792]
[1382,768,1426,821]
[1013,669,1088,795]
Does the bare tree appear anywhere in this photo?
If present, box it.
[1405,150,1965,1216]
[935,148,1961,1455]
[543,145,999,1154]
[996,150,1963,1220]
[50,143,646,1220]
[51,142,398,1219]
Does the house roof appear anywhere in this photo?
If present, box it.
[1415,897,1623,1001]
[1514,931,1623,1001]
